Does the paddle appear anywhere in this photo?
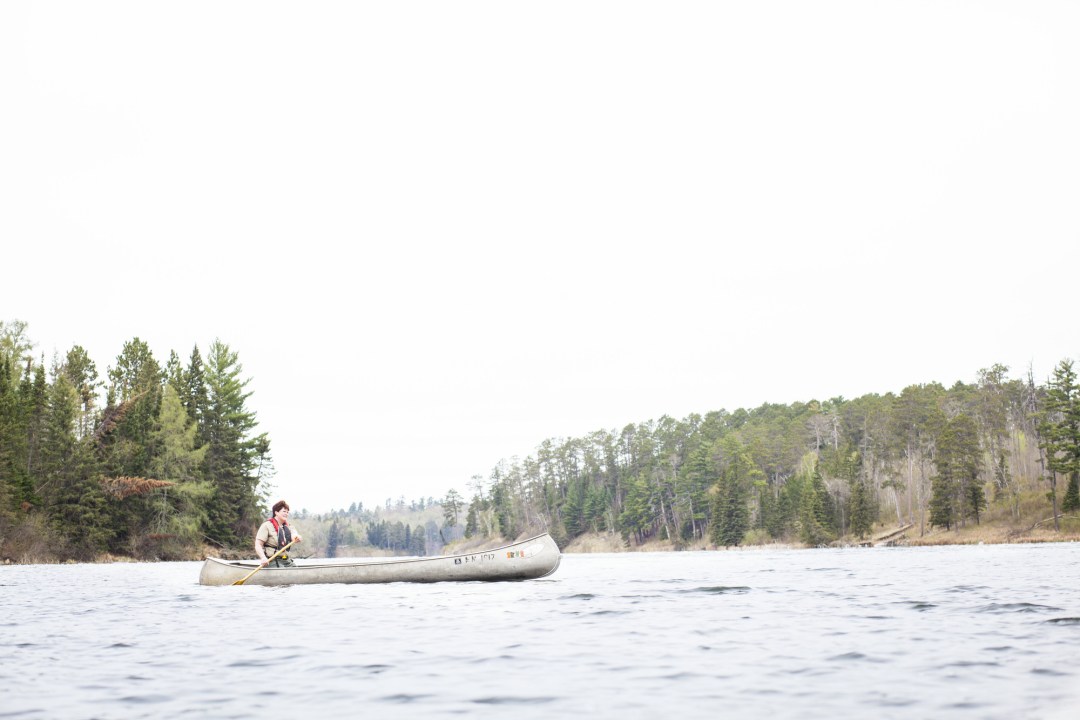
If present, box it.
[233,539,298,586]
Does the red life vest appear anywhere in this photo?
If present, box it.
[268,517,292,548]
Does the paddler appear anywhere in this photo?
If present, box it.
[255,500,303,567]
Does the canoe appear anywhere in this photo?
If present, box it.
[198,532,561,586]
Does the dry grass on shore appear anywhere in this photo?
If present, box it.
[558,516,1080,554]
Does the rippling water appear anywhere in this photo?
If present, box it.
[3,542,1079,719]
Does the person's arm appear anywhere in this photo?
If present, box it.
[255,526,270,566]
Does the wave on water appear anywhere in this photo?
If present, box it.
[975,602,1062,614]
[894,600,937,611]
[676,586,751,594]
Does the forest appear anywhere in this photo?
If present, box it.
[2,318,1079,563]
[458,361,1080,550]
[0,320,271,562]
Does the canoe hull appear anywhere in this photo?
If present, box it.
[199,533,561,586]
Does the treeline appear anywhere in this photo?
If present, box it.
[296,500,462,557]
[455,362,1080,548]
[6,314,1079,562]
[0,320,271,562]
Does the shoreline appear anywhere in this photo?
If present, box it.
[559,525,1080,553]
[5,523,1078,566]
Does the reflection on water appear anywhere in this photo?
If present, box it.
[3,543,1079,718]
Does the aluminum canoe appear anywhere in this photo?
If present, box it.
[198,532,561,586]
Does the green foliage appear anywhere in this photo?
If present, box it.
[842,450,877,539]
[1039,360,1080,514]
[36,373,110,557]
[202,340,267,547]
[4,317,1078,562]
[442,488,464,529]
[366,518,428,554]
[709,437,757,546]
[1063,476,1080,514]
[464,494,482,537]
[618,474,653,542]
[327,520,343,558]
[0,322,270,562]
[798,464,836,546]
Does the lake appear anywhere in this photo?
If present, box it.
[2,542,1079,719]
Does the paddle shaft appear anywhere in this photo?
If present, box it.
[233,539,298,586]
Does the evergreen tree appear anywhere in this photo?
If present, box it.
[849,475,874,539]
[0,351,26,511]
[491,479,515,538]
[411,524,427,555]
[464,494,481,537]
[798,464,835,546]
[145,384,211,555]
[951,415,985,524]
[1040,360,1080,514]
[38,373,110,558]
[201,340,268,547]
[617,473,653,543]
[184,345,209,435]
[584,483,610,533]
[149,385,207,484]
[928,469,955,530]
[832,447,877,538]
[62,345,100,440]
[930,414,983,528]
[561,478,588,538]
[25,363,48,491]
[709,437,756,546]
[442,488,463,530]
[676,442,719,541]
[327,520,342,558]
[102,338,163,478]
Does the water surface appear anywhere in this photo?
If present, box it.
[3,542,1079,718]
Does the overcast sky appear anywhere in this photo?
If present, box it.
[3,2,1078,513]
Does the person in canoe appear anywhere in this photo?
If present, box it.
[255,500,303,567]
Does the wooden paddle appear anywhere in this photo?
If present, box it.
[233,539,298,586]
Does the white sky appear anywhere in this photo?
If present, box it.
[2,1,1078,513]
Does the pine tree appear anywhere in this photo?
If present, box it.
[26,363,48,490]
[184,345,209,436]
[561,478,587,538]
[464,494,481,537]
[799,465,835,546]
[442,488,463,530]
[201,340,267,547]
[62,345,100,440]
[411,524,427,555]
[709,437,757,546]
[618,473,653,543]
[326,520,342,558]
[0,351,24,511]
[1040,360,1080,514]
[928,470,955,530]
[930,414,983,529]
[849,476,874,539]
[103,338,163,478]
[38,373,110,558]
[145,384,211,554]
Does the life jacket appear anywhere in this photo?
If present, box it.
[268,517,293,550]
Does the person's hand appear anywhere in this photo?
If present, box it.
[259,559,268,567]
[294,535,302,543]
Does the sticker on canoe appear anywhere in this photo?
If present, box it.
[505,543,544,559]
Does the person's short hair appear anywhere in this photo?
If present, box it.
[272,500,290,514]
